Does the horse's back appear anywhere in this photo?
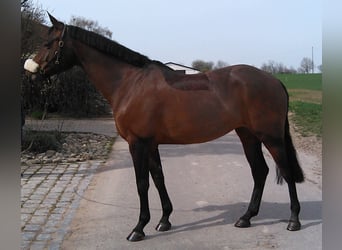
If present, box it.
[119,64,289,144]
[163,70,211,91]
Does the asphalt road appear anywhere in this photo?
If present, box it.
[61,133,321,250]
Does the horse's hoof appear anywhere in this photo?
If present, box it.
[287,220,301,231]
[156,221,171,232]
[126,231,145,242]
[234,218,251,228]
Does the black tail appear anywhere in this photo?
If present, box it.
[276,81,305,184]
[276,116,305,184]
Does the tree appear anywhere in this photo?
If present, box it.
[261,60,279,74]
[192,60,214,72]
[21,5,112,117]
[260,60,297,74]
[214,60,229,70]
[298,57,313,74]
[191,60,229,72]
[69,16,112,39]
[21,0,49,118]
[317,64,322,73]
[21,0,47,60]
[21,0,31,9]
[46,67,111,116]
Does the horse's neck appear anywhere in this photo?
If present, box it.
[72,41,140,105]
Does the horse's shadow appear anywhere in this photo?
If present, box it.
[147,200,322,239]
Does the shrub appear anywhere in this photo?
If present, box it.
[22,130,63,153]
[21,66,111,117]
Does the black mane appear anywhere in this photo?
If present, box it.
[67,25,152,67]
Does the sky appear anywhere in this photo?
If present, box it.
[35,0,322,71]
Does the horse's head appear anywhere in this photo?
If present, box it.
[24,13,76,78]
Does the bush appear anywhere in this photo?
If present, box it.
[21,66,111,117]
[22,130,63,153]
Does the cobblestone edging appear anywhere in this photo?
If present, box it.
[21,160,103,249]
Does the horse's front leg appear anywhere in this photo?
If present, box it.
[149,147,173,232]
[127,139,151,241]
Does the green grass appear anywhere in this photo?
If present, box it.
[275,73,322,90]
[275,73,322,138]
[289,101,322,137]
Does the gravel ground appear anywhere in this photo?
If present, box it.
[291,126,322,159]
[21,132,115,165]
[21,118,117,165]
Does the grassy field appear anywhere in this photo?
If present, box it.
[275,73,322,137]
[276,73,322,90]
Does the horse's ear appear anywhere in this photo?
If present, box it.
[47,12,64,29]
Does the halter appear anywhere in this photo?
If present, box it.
[40,24,67,75]
[54,24,67,65]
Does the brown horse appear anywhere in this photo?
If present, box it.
[24,14,304,241]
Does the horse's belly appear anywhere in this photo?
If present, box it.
[158,112,236,144]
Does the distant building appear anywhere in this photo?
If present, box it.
[165,62,200,75]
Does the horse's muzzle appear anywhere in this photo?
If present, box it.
[24,59,40,74]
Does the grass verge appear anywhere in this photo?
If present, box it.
[289,101,322,137]
[275,74,322,138]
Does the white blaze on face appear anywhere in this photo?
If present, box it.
[24,59,40,73]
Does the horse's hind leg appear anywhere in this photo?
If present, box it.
[234,128,269,228]
[262,136,301,231]
[149,147,173,231]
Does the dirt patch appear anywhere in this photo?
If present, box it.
[288,89,322,104]
[289,116,322,188]
[290,117,322,158]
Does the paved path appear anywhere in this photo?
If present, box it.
[21,161,103,249]
[62,135,322,250]
[21,118,116,249]
[21,118,321,249]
